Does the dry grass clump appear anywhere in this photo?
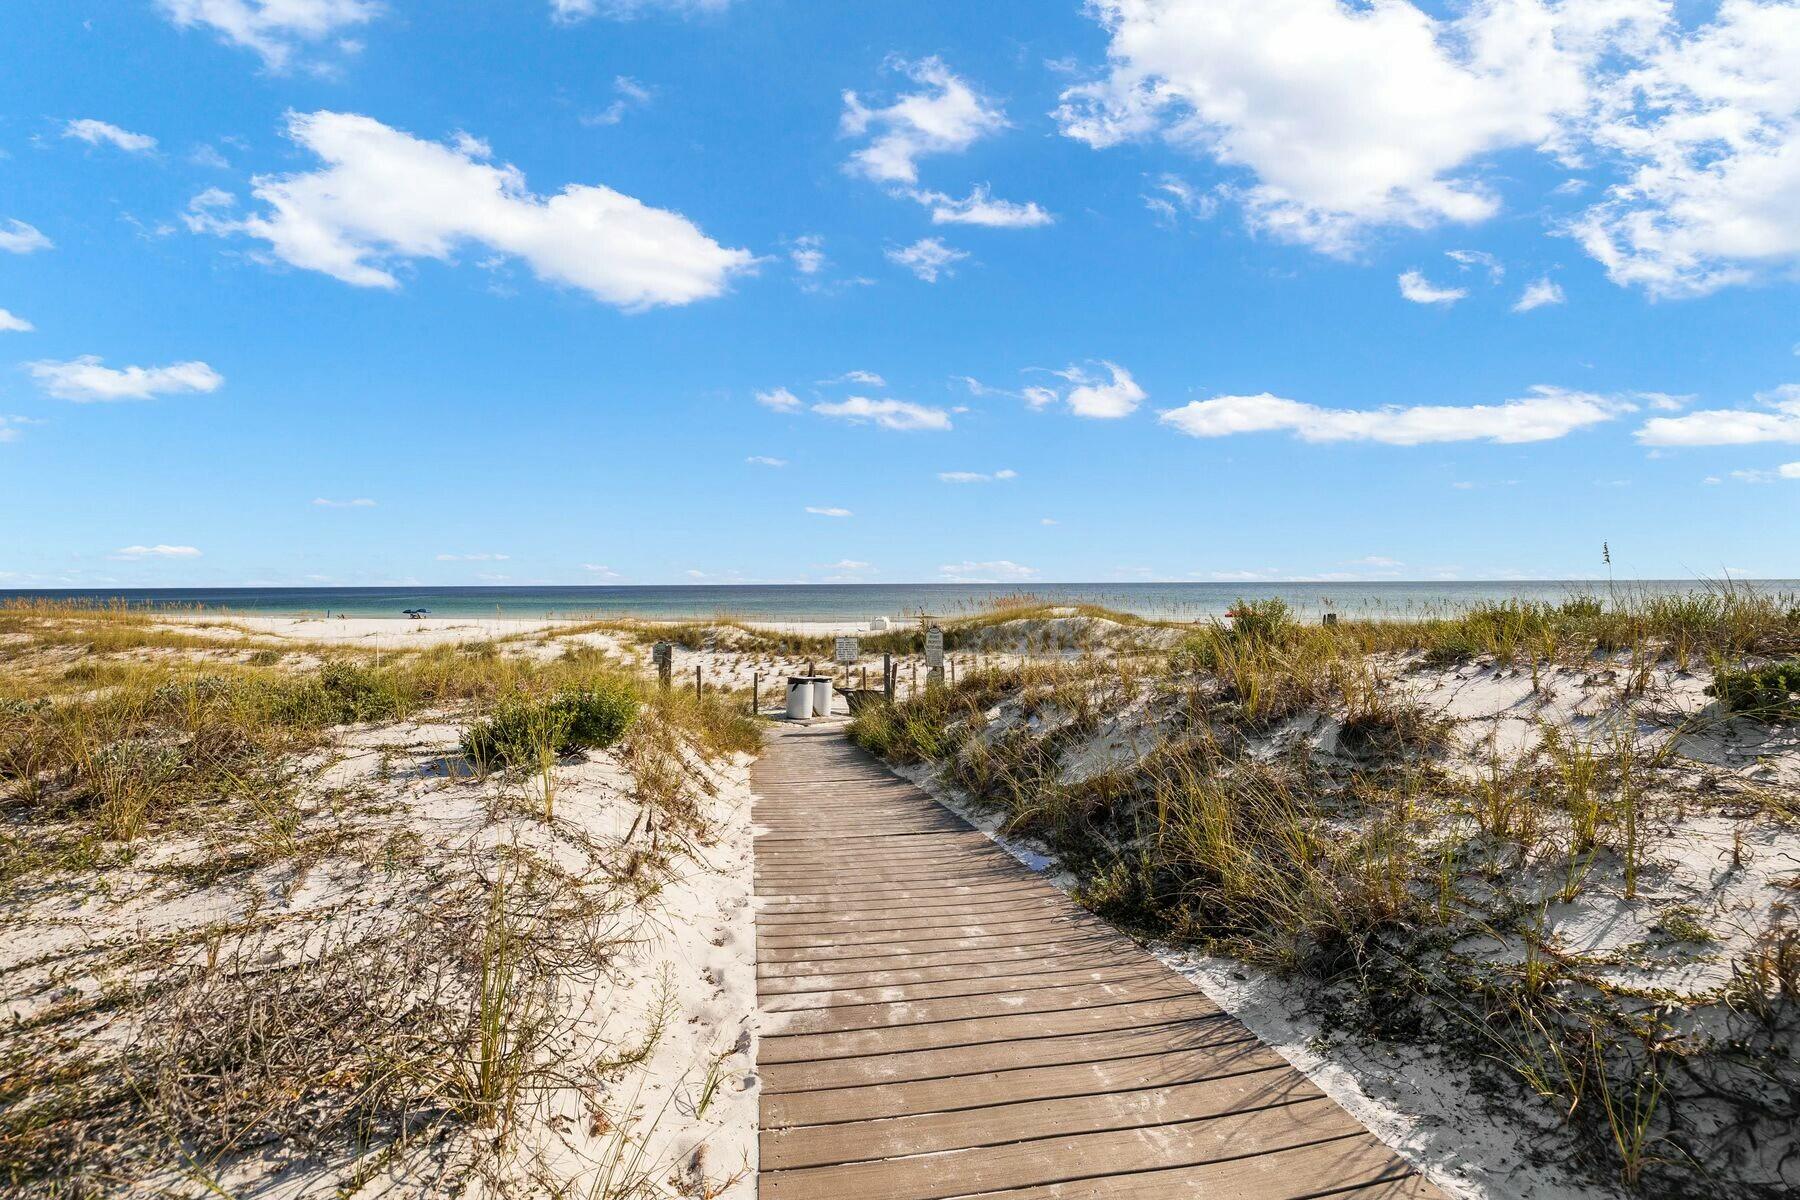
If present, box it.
[2,847,631,1197]
[846,596,1800,1196]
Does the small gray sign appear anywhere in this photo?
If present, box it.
[924,626,944,668]
[834,635,859,666]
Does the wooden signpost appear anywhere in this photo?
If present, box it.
[651,642,673,690]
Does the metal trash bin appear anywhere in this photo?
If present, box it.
[811,676,834,718]
[785,676,814,720]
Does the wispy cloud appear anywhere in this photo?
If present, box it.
[1513,276,1566,312]
[938,559,1038,583]
[1027,362,1144,419]
[0,220,53,255]
[887,237,967,283]
[1637,385,1800,446]
[805,505,852,517]
[842,56,1007,184]
[156,0,381,69]
[938,468,1017,483]
[312,497,376,508]
[755,386,802,412]
[26,356,222,402]
[745,455,787,467]
[63,119,157,154]
[112,544,200,560]
[812,396,952,431]
[1161,386,1629,445]
[436,552,510,561]
[1398,269,1467,305]
[820,370,886,387]
[910,185,1052,228]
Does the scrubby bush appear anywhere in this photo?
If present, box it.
[460,683,640,768]
[1226,598,1293,645]
[1709,661,1800,719]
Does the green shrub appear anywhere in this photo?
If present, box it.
[555,682,638,748]
[318,661,404,722]
[460,684,639,768]
[1709,661,1800,719]
[1226,598,1293,645]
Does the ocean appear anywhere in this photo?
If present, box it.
[4,581,1794,623]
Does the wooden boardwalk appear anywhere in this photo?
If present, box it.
[751,723,1444,1199]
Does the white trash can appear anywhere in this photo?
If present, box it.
[811,676,834,718]
[785,676,813,720]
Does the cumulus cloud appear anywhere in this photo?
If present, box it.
[312,497,375,507]
[156,0,381,68]
[886,237,968,282]
[26,356,223,402]
[63,119,158,153]
[812,396,953,432]
[938,559,1038,583]
[745,455,787,467]
[842,57,1008,184]
[1513,276,1566,312]
[789,234,825,276]
[805,505,852,517]
[1636,384,1800,445]
[1573,1,1800,297]
[1160,385,1628,444]
[112,544,201,559]
[755,386,802,412]
[938,468,1017,483]
[0,220,52,255]
[0,308,32,333]
[1029,362,1145,419]
[1398,269,1468,305]
[188,112,751,310]
[911,185,1053,228]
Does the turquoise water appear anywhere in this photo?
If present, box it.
[4,581,1794,622]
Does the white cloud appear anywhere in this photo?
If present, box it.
[821,370,887,387]
[938,468,1017,483]
[112,544,201,560]
[1636,391,1691,411]
[886,237,968,282]
[745,455,787,467]
[0,308,32,333]
[805,505,852,517]
[1143,174,1218,226]
[436,552,510,561]
[1573,1,1800,297]
[789,234,825,276]
[312,497,375,507]
[63,119,158,154]
[1636,384,1800,445]
[582,75,654,126]
[156,0,381,69]
[1346,555,1404,568]
[1446,249,1504,281]
[1032,361,1145,419]
[0,220,52,255]
[26,356,223,402]
[755,386,802,412]
[938,559,1039,583]
[1056,0,1646,252]
[1160,385,1628,444]
[841,57,1008,184]
[1725,463,1800,482]
[1513,276,1566,312]
[581,563,621,577]
[824,559,873,570]
[1040,517,1057,525]
[189,112,751,310]
[1398,269,1468,305]
[552,0,730,24]
[812,396,953,432]
[911,185,1053,228]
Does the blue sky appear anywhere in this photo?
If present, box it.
[1,0,1797,588]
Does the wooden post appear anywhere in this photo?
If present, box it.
[883,653,893,702]
[695,663,702,698]
[752,673,759,715]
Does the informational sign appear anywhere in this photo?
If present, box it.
[834,635,859,666]
[924,626,944,669]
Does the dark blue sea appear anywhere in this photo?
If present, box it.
[4,581,1794,623]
